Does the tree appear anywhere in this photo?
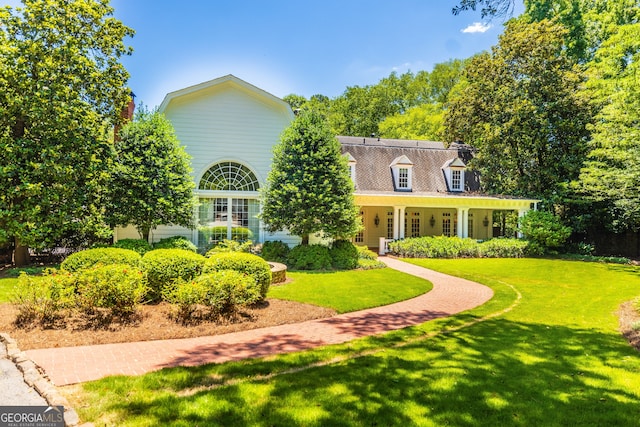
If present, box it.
[452,0,516,19]
[0,0,133,266]
[379,103,444,140]
[261,110,360,245]
[576,23,640,232]
[109,108,196,241]
[444,19,593,200]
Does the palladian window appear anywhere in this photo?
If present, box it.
[199,162,259,191]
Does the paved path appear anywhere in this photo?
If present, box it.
[26,257,493,386]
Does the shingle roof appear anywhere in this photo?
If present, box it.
[338,136,481,195]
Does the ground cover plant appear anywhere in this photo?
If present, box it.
[62,258,640,426]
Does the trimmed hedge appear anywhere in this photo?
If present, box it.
[330,240,359,270]
[387,236,529,258]
[203,252,272,299]
[12,271,76,327]
[152,236,198,252]
[287,244,332,270]
[75,264,147,316]
[140,249,206,301]
[261,240,290,263]
[61,248,141,272]
[114,239,152,255]
[206,239,253,256]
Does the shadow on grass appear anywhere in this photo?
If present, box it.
[86,318,640,426]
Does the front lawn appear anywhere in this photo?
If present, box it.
[268,268,433,313]
[64,258,640,426]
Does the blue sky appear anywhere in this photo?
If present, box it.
[5,0,523,109]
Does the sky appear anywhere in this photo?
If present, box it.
[4,0,524,109]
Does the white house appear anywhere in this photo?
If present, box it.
[115,75,537,251]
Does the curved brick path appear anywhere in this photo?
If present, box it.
[26,257,493,386]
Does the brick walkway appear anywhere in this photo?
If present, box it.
[26,257,493,386]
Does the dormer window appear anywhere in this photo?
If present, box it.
[344,152,357,184]
[443,158,466,192]
[390,155,413,191]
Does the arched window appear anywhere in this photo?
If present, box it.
[199,162,259,191]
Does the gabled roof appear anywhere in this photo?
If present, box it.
[158,74,293,116]
[390,155,414,167]
[443,157,466,169]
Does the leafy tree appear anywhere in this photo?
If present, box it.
[452,0,516,18]
[0,0,133,266]
[109,108,196,241]
[379,103,444,140]
[261,110,360,245]
[519,210,572,252]
[444,19,593,200]
[576,23,640,232]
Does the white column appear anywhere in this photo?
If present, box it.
[394,206,406,239]
[399,207,406,239]
[456,208,463,238]
[517,208,527,238]
[462,209,469,238]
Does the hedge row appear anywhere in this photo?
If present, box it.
[387,236,529,258]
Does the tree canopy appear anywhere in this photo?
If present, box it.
[0,0,133,265]
[261,110,360,244]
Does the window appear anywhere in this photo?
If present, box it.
[197,197,260,251]
[390,155,413,191]
[398,168,409,189]
[199,162,259,191]
[387,211,394,239]
[468,213,474,239]
[442,212,451,237]
[411,213,420,238]
[451,170,462,191]
[355,210,365,243]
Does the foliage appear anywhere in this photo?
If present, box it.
[205,239,253,256]
[12,271,76,327]
[163,271,261,323]
[75,264,147,316]
[444,19,593,200]
[379,103,444,141]
[152,236,198,252]
[60,248,141,273]
[519,210,572,251]
[114,239,152,255]
[261,109,360,244]
[387,236,528,258]
[140,249,205,302]
[109,108,196,241]
[0,0,133,265]
[260,240,290,263]
[329,240,359,270]
[2,265,52,278]
[452,0,516,18]
[203,252,272,299]
[198,226,253,244]
[287,244,333,271]
[355,245,386,269]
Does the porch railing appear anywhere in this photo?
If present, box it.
[378,237,394,255]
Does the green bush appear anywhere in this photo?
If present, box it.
[519,210,572,252]
[356,245,378,260]
[140,249,206,301]
[260,240,290,263]
[75,264,147,316]
[114,239,152,255]
[12,271,76,327]
[152,236,198,252]
[61,248,141,272]
[206,239,253,256]
[164,270,261,323]
[387,236,529,259]
[480,238,528,258]
[287,244,332,270]
[330,240,359,270]
[203,252,271,299]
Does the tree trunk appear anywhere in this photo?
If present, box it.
[301,234,309,245]
[13,236,30,267]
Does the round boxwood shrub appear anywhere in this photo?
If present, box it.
[140,249,206,302]
[61,248,141,273]
[203,252,272,299]
[75,264,147,316]
[113,238,152,255]
[152,236,198,252]
[330,240,359,270]
[287,244,332,270]
[260,240,290,263]
[164,270,261,322]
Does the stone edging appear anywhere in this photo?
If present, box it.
[0,333,80,426]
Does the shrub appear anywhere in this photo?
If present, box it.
[206,239,253,256]
[12,271,76,327]
[164,270,260,323]
[140,249,206,301]
[519,210,572,252]
[114,239,152,255]
[61,248,141,272]
[152,236,198,252]
[287,244,332,270]
[356,245,378,260]
[260,240,290,263]
[387,236,529,259]
[203,252,271,299]
[75,264,147,316]
[330,240,359,270]
[480,238,528,258]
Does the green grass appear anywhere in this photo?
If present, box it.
[65,259,640,426]
[0,277,20,302]
[268,268,433,313]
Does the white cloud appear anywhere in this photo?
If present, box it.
[461,22,492,34]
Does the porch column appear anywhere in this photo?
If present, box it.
[394,206,406,239]
[456,208,469,238]
[517,208,527,238]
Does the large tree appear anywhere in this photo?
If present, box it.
[444,19,593,200]
[0,0,133,265]
[261,110,360,245]
[109,108,196,241]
